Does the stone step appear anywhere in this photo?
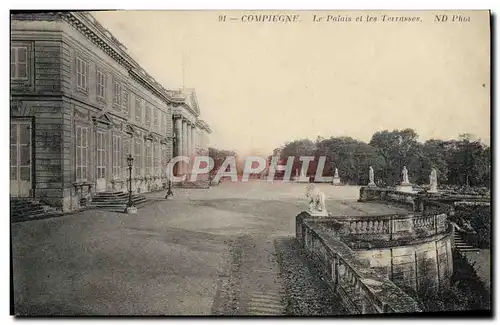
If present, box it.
[10,199,63,223]
[89,200,148,210]
[174,181,210,189]
[92,193,128,197]
[456,244,475,248]
[88,196,147,209]
[93,191,125,196]
[457,248,480,252]
[11,207,46,217]
[12,210,63,223]
[11,202,44,209]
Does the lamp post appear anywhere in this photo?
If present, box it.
[125,154,137,214]
[165,134,176,199]
[165,158,174,199]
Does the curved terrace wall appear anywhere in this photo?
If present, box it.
[296,212,422,314]
[313,212,453,297]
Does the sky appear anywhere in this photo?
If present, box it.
[92,10,491,156]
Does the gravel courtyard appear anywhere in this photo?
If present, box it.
[11,181,408,316]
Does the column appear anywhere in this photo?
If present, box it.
[175,117,182,157]
[182,120,188,156]
[182,119,188,173]
[191,126,196,155]
[186,122,192,157]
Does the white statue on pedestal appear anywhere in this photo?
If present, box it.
[402,166,410,184]
[429,168,438,193]
[397,166,413,193]
[305,184,327,216]
[332,167,341,185]
[368,166,376,186]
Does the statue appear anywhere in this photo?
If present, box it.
[305,184,328,216]
[368,166,376,186]
[332,167,341,185]
[402,166,410,184]
[429,168,438,193]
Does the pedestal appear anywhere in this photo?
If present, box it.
[125,206,137,214]
[368,181,376,187]
[428,184,438,193]
[306,209,329,217]
[397,183,413,193]
[332,177,341,186]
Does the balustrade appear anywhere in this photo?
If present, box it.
[326,211,450,243]
[296,215,422,314]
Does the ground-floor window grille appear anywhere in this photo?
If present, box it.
[145,140,152,176]
[96,132,107,180]
[112,134,121,178]
[122,137,131,179]
[154,142,160,176]
[76,126,88,181]
[134,138,142,177]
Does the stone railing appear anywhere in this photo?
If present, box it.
[359,186,420,209]
[317,212,449,248]
[296,212,422,314]
[359,186,490,214]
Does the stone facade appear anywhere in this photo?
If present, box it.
[10,12,211,211]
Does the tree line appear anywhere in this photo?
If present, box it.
[270,129,491,188]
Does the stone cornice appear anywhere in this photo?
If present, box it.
[129,69,184,105]
[21,11,187,107]
[196,119,212,133]
[61,12,136,70]
[180,103,198,117]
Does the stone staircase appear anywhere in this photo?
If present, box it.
[88,191,148,210]
[454,231,479,252]
[174,180,210,189]
[10,199,63,223]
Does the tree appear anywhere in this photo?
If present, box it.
[446,134,490,187]
[278,139,317,175]
[209,147,237,175]
[417,139,449,185]
[316,137,383,184]
[369,129,421,186]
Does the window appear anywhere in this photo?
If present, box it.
[155,142,161,176]
[134,138,142,177]
[113,79,121,106]
[76,126,88,181]
[153,108,159,131]
[145,141,152,176]
[161,144,168,172]
[11,46,28,80]
[161,111,166,135]
[112,134,121,177]
[135,97,142,123]
[123,90,130,118]
[96,69,106,100]
[96,132,107,179]
[122,137,131,179]
[76,56,88,91]
[145,103,151,127]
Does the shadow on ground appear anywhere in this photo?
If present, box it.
[273,237,347,316]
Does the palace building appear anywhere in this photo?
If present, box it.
[10,12,211,212]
